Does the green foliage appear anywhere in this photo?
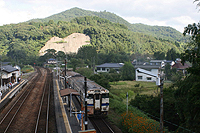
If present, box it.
[129,89,180,131]
[121,112,160,133]
[77,45,97,67]
[164,64,182,81]
[120,62,135,81]
[54,40,67,43]
[166,48,180,61]
[69,58,85,70]
[0,15,185,65]
[109,81,127,85]
[30,7,188,43]
[56,51,66,60]
[134,83,140,87]
[153,51,165,60]
[97,53,130,64]
[89,74,111,89]
[21,65,34,73]
[174,74,200,132]
[75,67,94,77]
[110,94,161,133]
[182,23,200,75]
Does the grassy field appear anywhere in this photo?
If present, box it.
[109,80,172,102]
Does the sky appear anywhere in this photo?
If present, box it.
[0,0,199,33]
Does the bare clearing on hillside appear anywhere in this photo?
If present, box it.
[39,33,90,56]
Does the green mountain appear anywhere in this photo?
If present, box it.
[30,7,188,42]
[0,16,183,65]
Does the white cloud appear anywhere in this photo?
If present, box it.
[32,5,54,19]
[169,16,198,32]
[173,16,197,25]
[124,16,167,26]
[0,0,5,7]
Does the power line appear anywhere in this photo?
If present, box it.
[130,105,195,133]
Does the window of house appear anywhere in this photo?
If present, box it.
[102,68,105,71]
[97,67,100,70]
[138,76,142,79]
[106,68,109,71]
[147,77,152,80]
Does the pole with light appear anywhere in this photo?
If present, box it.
[84,77,88,130]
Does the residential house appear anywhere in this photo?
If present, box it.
[150,60,165,68]
[164,60,175,66]
[47,58,57,64]
[96,63,124,73]
[134,64,161,82]
[172,59,191,75]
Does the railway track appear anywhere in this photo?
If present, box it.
[0,67,41,133]
[34,68,52,133]
[89,117,115,133]
[0,67,55,133]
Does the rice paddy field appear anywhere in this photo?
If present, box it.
[109,80,172,102]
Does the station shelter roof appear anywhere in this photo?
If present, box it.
[1,65,18,73]
[60,88,79,97]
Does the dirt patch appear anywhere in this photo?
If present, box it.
[39,33,90,56]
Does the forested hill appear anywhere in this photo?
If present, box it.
[29,7,187,42]
[0,16,183,65]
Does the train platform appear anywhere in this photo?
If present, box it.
[53,72,94,133]
[0,79,28,110]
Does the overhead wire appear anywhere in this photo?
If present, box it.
[130,105,195,133]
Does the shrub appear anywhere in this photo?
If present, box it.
[21,65,34,73]
[121,112,160,133]
[134,83,140,87]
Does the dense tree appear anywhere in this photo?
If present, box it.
[172,21,200,132]
[174,75,200,132]
[77,45,97,67]
[182,23,200,75]
[153,51,165,60]
[0,16,185,65]
[130,89,180,131]
[57,51,66,60]
[69,58,85,71]
[166,48,179,61]
[89,74,110,89]
[120,62,135,80]
[75,67,94,77]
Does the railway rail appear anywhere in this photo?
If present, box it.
[34,68,52,133]
[0,67,55,133]
[0,67,41,133]
[89,117,115,133]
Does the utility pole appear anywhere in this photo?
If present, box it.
[159,78,164,133]
[65,55,67,89]
[84,77,88,130]
[136,68,164,133]
[126,92,128,114]
[0,55,2,88]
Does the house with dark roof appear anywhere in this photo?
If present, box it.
[172,59,191,75]
[0,65,20,87]
[150,60,165,68]
[96,63,124,73]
